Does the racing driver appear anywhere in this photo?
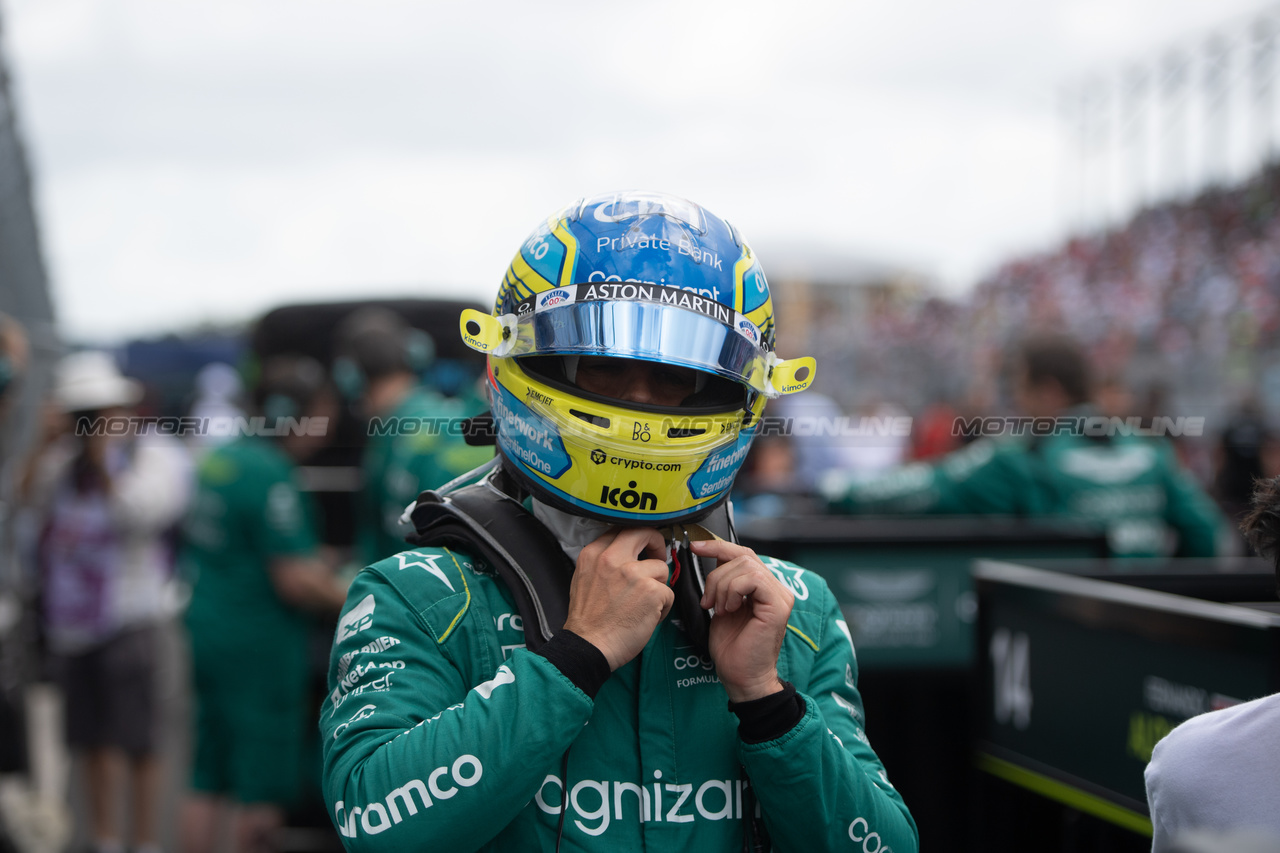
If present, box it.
[320,191,918,852]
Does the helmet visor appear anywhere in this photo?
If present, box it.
[505,283,771,394]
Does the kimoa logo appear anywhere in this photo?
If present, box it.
[334,754,483,838]
[600,480,657,511]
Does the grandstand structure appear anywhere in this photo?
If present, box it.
[754,9,1280,434]
[788,8,1280,447]
[1063,6,1280,230]
[0,10,60,850]
[0,9,55,468]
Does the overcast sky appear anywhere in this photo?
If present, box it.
[3,0,1275,343]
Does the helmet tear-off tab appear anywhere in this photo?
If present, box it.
[765,354,818,397]
[460,309,518,358]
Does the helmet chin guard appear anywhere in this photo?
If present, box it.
[461,190,815,526]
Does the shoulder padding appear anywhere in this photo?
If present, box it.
[406,477,572,652]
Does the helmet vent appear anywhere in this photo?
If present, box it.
[570,409,610,428]
[667,427,706,438]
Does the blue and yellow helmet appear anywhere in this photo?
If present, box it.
[461,191,816,525]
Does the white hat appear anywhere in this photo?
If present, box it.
[194,361,242,402]
[53,351,143,412]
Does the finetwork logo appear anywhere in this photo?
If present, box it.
[952,415,1205,439]
[75,415,330,439]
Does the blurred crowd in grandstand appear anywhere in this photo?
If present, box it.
[817,163,1280,426]
[739,165,1280,538]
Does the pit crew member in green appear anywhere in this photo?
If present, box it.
[333,308,492,566]
[321,191,918,851]
[181,357,350,853]
[825,337,1223,557]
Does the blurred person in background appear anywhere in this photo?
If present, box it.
[332,307,491,566]
[910,397,962,460]
[179,356,349,853]
[1212,398,1280,528]
[843,397,912,483]
[824,336,1224,557]
[18,351,191,853]
[1094,372,1136,419]
[767,391,850,492]
[731,433,805,519]
[185,362,246,457]
[1144,474,1280,851]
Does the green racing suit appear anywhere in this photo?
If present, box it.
[826,430,1223,558]
[320,544,918,852]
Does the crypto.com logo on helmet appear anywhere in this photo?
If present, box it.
[459,190,817,526]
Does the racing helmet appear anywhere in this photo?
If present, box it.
[460,191,816,525]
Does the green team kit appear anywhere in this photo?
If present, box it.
[358,387,493,566]
[183,436,321,803]
[828,431,1222,557]
[321,545,918,851]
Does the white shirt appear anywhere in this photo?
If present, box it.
[1145,692,1280,851]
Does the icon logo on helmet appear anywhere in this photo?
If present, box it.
[600,481,658,511]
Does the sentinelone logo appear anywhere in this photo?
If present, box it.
[75,416,329,438]
[953,416,1205,438]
